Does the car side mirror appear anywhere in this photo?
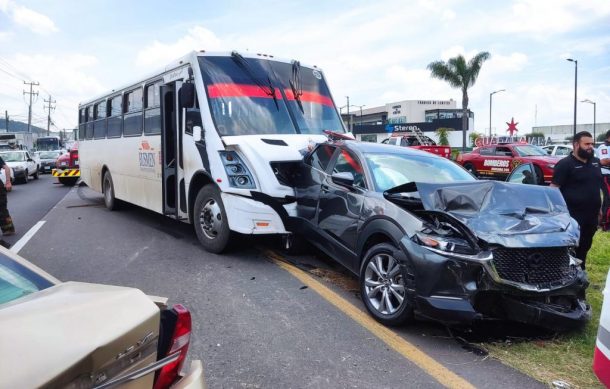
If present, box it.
[331,172,355,188]
[193,126,203,142]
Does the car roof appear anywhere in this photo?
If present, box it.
[332,140,445,158]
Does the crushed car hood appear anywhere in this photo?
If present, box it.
[405,181,578,247]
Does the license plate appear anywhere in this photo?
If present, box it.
[44,166,50,170]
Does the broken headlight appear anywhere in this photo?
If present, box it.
[415,232,475,255]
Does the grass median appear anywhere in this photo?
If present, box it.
[486,231,609,388]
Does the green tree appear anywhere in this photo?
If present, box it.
[427,51,491,151]
[435,127,452,145]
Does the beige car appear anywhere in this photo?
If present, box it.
[0,246,205,389]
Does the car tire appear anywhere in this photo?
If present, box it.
[33,168,39,179]
[59,177,78,186]
[360,243,414,326]
[463,162,477,176]
[193,185,231,253]
[22,170,28,184]
[103,171,119,211]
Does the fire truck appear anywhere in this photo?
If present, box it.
[52,142,80,186]
[456,142,559,184]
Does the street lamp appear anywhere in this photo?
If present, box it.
[567,58,578,137]
[489,89,505,137]
[582,99,596,141]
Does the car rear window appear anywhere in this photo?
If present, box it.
[0,254,54,305]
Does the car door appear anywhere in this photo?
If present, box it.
[316,147,367,271]
[295,144,338,225]
[506,163,538,185]
[25,152,35,174]
[491,146,514,179]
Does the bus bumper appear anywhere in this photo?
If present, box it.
[221,192,288,234]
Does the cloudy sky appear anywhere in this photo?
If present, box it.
[0,0,609,136]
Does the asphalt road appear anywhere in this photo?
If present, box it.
[15,184,545,389]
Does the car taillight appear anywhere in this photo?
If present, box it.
[70,150,79,167]
[154,304,192,389]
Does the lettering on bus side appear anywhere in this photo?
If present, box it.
[139,152,156,170]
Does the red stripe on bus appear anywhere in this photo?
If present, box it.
[284,89,334,107]
[207,83,282,99]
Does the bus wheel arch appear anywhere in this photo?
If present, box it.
[188,171,216,224]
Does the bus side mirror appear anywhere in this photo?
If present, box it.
[193,126,203,142]
[179,83,195,108]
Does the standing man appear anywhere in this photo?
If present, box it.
[0,155,14,236]
[551,131,602,269]
[597,130,610,230]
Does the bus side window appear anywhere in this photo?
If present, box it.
[85,106,94,140]
[78,108,86,140]
[93,101,107,139]
[107,95,122,138]
[144,81,162,135]
[123,88,143,137]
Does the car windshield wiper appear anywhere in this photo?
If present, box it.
[290,60,304,113]
[230,51,279,110]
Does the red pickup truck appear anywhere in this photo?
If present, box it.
[456,142,559,184]
[382,133,451,159]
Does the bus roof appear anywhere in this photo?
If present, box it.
[79,50,322,107]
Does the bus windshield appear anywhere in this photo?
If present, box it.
[199,55,344,137]
[36,137,61,151]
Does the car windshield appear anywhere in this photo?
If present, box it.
[513,145,548,156]
[199,55,344,136]
[0,255,54,305]
[365,152,475,192]
[39,151,60,159]
[0,152,25,162]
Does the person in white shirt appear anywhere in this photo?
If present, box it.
[596,130,610,230]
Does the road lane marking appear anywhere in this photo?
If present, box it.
[11,221,46,253]
[265,250,475,389]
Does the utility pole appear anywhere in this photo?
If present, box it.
[44,94,56,136]
[4,110,8,132]
[23,81,39,133]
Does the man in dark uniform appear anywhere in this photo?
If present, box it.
[551,131,602,268]
[0,155,14,235]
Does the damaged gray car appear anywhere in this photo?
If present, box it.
[290,141,590,331]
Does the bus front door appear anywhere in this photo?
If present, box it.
[160,83,177,218]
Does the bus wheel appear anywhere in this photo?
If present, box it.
[103,171,119,211]
[194,185,230,253]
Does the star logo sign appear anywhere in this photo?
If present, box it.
[506,117,519,136]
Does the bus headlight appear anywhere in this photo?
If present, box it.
[219,151,256,189]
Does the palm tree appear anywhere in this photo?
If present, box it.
[427,52,491,151]
[435,127,452,146]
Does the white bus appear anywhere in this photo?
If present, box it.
[79,50,347,253]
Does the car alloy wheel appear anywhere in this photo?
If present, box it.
[364,253,406,315]
[360,243,414,326]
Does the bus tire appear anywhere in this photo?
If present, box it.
[194,185,231,253]
[103,171,119,211]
